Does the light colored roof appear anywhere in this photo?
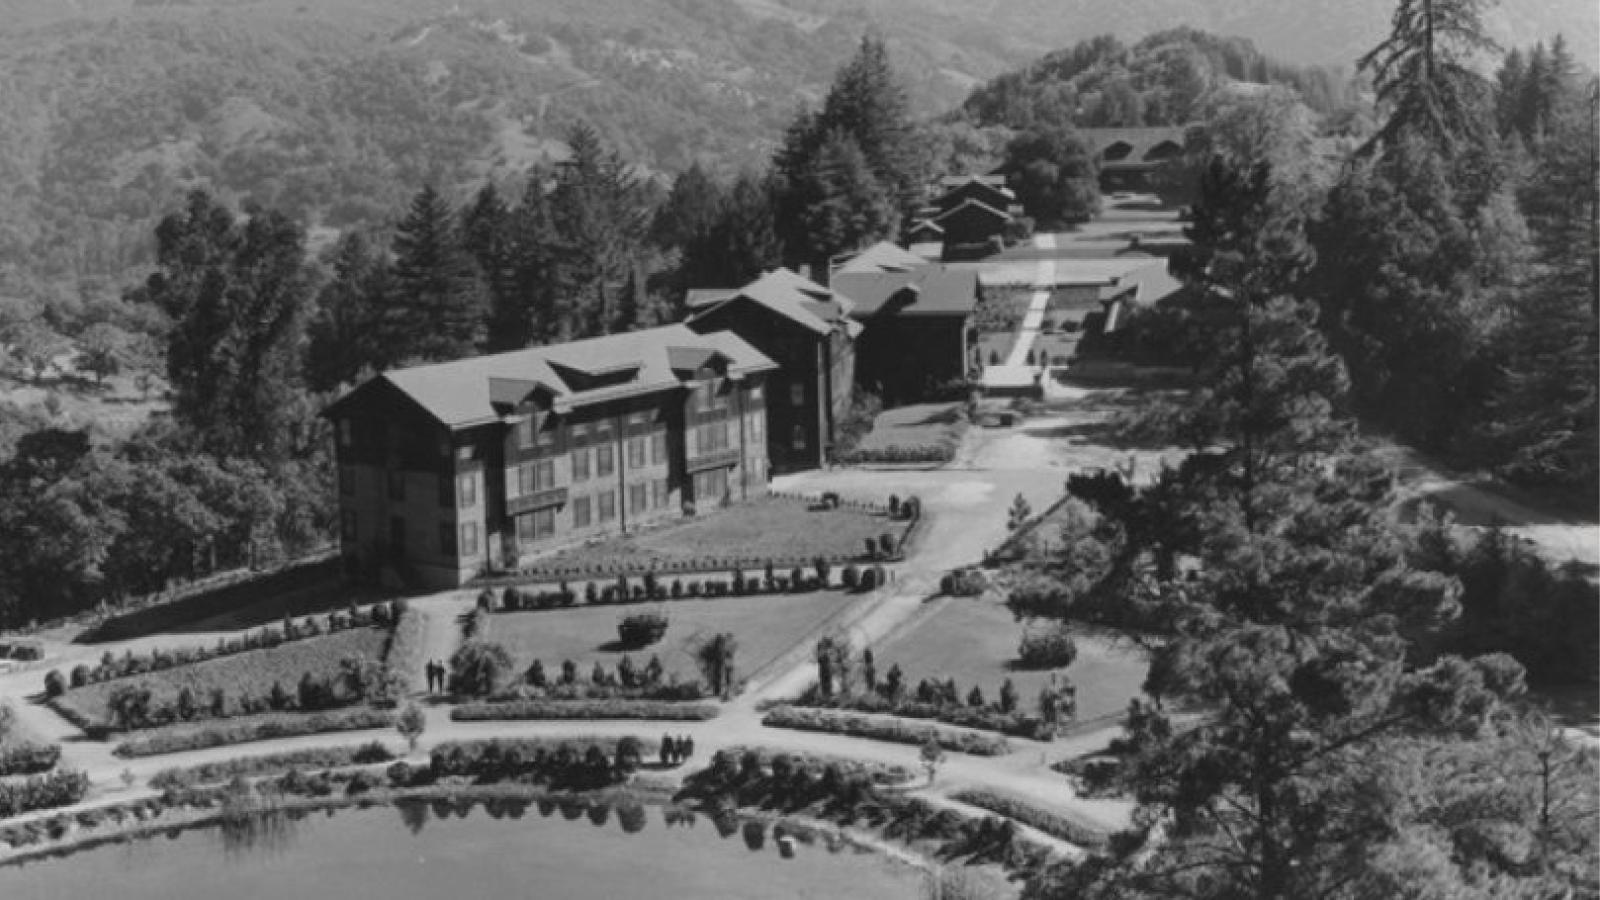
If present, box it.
[685,288,738,309]
[690,267,855,336]
[938,173,1007,190]
[834,265,980,318]
[836,240,928,275]
[327,324,776,429]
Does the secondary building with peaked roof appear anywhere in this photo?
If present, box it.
[1078,126,1189,193]
[322,324,776,588]
[831,241,983,404]
[685,268,859,472]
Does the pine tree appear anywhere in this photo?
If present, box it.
[1003,125,1102,227]
[651,163,725,250]
[460,182,519,349]
[1359,0,1499,154]
[546,124,654,339]
[494,170,560,348]
[816,35,923,210]
[389,184,487,362]
[793,130,897,268]
[307,231,391,390]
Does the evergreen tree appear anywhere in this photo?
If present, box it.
[1358,0,1498,154]
[680,173,783,291]
[307,231,391,391]
[651,163,725,250]
[816,35,923,210]
[546,125,655,339]
[792,131,898,267]
[460,182,519,349]
[493,170,560,349]
[129,191,313,462]
[389,184,486,362]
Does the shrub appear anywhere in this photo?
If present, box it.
[0,770,90,819]
[451,700,719,722]
[859,567,879,592]
[1017,629,1078,669]
[940,568,986,596]
[69,665,91,689]
[0,744,61,777]
[43,670,65,698]
[617,612,669,648]
[842,565,860,590]
[762,706,1010,756]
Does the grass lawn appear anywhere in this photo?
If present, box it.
[872,597,1147,725]
[977,331,1018,368]
[486,590,860,688]
[853,403,968,455]
[530,496,904,574]
[56,626,390,727]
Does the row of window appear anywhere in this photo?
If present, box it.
[516,479,673,545]
[340,513,481,562]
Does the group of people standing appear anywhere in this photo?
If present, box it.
[424,659,448,693]
[659,734,695,766]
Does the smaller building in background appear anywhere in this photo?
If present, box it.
[1077,126,1189,193]
[322,324,775,589]
[686,268,859,472]
[831,241,982,404]
[912,175,1024,261]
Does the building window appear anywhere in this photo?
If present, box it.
[629,482,647,514]
[652,479,669,509]
[437,472,452,507]
[750,384,763,403]
[457,473,476,508]
[573,495,592,527]
[389,517,405,553]
[439,523,457,556]
[339,465,355,496]
[627,435,647,469]
[695,420,729,454]
[790,382,805,406]
[337,420,352,448]
[749,412,763,444]
[650,431,667,465]
[571,422,589,444]
[698,380,715,412]
[628,411,649,427]
[598,490,617,522]
[534,413,554,447]
[792,425,806,450]
[515,509,555,544]
[572,448,590,482]
[461,522,479,556]
[516,417,534,450]
[340,510,358,541]
[437,435,451,459]
[597,444,615,477]
[387,468,405,501]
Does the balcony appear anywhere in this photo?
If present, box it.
[686,448,740,473]
[507,486,569,515]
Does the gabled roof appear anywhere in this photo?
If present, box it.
[688,267,855,336]
[934,177,1015,211]
[836,240,929,276]
[937,173,1007,190]
[685,288,738,310]
[1079,126,1191,169]
[833,265,980,318]
[324,324,776,429]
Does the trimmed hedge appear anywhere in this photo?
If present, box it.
[761,706,1011,756]
[717,745,915,786]
[795,692,1055,741]
[834,445,953,465]
[0,770,90,820]
[950,788,1110,849]
[148,742,395,790]
[426,737,649,789]
[114,707,396,758]
[452,700,719,722]
[0,743,60,777]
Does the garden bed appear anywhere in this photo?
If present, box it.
[498,495,907,580]
[950,788,1111,849]
[452,700,720,722]
[112,707,395,758]
[761,706,1011,756]
[837,403,967,465]
[52,625,391,731]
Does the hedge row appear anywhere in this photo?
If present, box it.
[0,641,43,662]
[797,692,1055,742]
[0,770,90,820]
[381,603,425,682]
[148,741,395,790]
[716,745,915,786]
[451,700,719,722]
[761,706,1011,756]
[113,707,396,758]
[489,564,894,616]
[834,445,954,465]
[426,737,650,790]
[950,789,1110,849]
[0,743,60,777]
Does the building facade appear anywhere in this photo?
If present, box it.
[686,268,858,472]
[323,325,775,589]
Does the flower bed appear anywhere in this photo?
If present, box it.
[0,744,60,777]
[949,788,1110,848]
[761,706,1011,756]
[148,742,395,790]
[113,707,396,758]
[791,691,1055,742]
[451,700,719,722]
[0,770,90,821]
[716,745,915,786]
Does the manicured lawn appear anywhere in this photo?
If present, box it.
[854,403,968,455]
[530,496,904,574]
[485,590,860,688]
[871,597,1147,725]
[56,626,390,728]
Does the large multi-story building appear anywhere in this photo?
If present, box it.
[322,324,776,588]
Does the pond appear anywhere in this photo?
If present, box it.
[0,797,927,899]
